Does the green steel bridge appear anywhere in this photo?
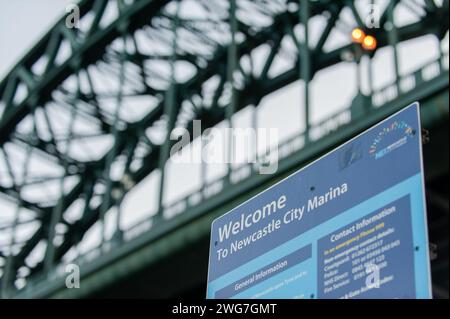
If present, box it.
[0,0,448,298]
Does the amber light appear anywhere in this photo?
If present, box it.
[362,35,377,51]
[351,28,365,43]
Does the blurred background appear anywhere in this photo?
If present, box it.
[0,0,448,298]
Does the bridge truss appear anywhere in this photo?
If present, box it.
[0,0,448,298]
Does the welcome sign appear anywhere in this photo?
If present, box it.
[207,103,431,299]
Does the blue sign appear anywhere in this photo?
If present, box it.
[207,103,432,299]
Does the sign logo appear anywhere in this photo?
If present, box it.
[369,120,415,160]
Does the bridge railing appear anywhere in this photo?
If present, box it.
[154,53,450,228]
[373,52,449,107]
